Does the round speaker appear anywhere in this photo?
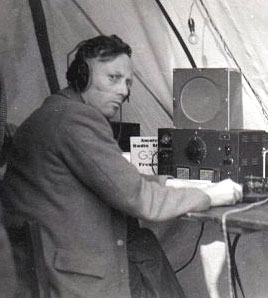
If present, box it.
[180,77,220,123]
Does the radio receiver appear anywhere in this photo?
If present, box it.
[158,128,268,183]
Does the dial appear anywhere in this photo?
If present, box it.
[185,136,207,164]
[159,133,172,147]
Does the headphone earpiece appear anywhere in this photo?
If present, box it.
[66,43,92,93]
[66,35,132,94]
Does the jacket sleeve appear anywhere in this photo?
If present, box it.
[57,107,211,222]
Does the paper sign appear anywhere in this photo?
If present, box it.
[130,136,158,175]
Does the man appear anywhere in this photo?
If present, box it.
[1,35,242,298]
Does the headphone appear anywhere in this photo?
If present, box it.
[66,36,132,99]
[66,40,93,93]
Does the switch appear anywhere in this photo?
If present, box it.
[225,145,232,156]
[223,158,234,165]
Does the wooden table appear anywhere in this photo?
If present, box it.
[184,201,268,233]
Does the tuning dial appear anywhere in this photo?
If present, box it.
[185,136,207,164]
[160,133,172,147]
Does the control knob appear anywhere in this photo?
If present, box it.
[160,133,172,147]
[185,136,207,164]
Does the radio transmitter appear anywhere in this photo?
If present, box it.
[158,128,268,183]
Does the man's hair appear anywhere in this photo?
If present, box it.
[66,35,132,92]
[74,34,132,61]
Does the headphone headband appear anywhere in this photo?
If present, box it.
[66,35,132,93]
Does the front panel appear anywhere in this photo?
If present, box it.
[158,128,266,183]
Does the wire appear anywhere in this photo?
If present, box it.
[197,0,268,123]
[175,222,205,273]
[222,198,268,298]
[116,105,123,144]
[155,0,197,68]
[188,0,196,20]
[226,232,245,298]
[151,150,159,175]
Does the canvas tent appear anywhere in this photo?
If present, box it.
[1,1,268,297]
[2,0,268,132]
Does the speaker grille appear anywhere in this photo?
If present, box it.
[173,68,243,130]
[180,77,221,123]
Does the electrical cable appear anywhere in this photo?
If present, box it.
[117,105,123,144]
[222,198,268,298]
[155,0,197,68]
[226,233,245,298]
[151,150,159,175]
[188,0,196,20]
[175,222,205,273]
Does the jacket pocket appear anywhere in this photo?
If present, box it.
[54,248,106,278]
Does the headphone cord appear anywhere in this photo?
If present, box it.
[115,105,123,144]
[151,150,159,175]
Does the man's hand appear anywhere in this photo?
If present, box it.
[204,178,243,207]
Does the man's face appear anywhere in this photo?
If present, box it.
[83,54,134,119]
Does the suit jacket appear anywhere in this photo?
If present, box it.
[0,203,17,298]
[1,88,210,298]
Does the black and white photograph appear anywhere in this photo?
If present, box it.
[0,1,268,298]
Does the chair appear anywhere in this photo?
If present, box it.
[4,213,50,298]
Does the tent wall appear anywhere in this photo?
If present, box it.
[3,0,268,133]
